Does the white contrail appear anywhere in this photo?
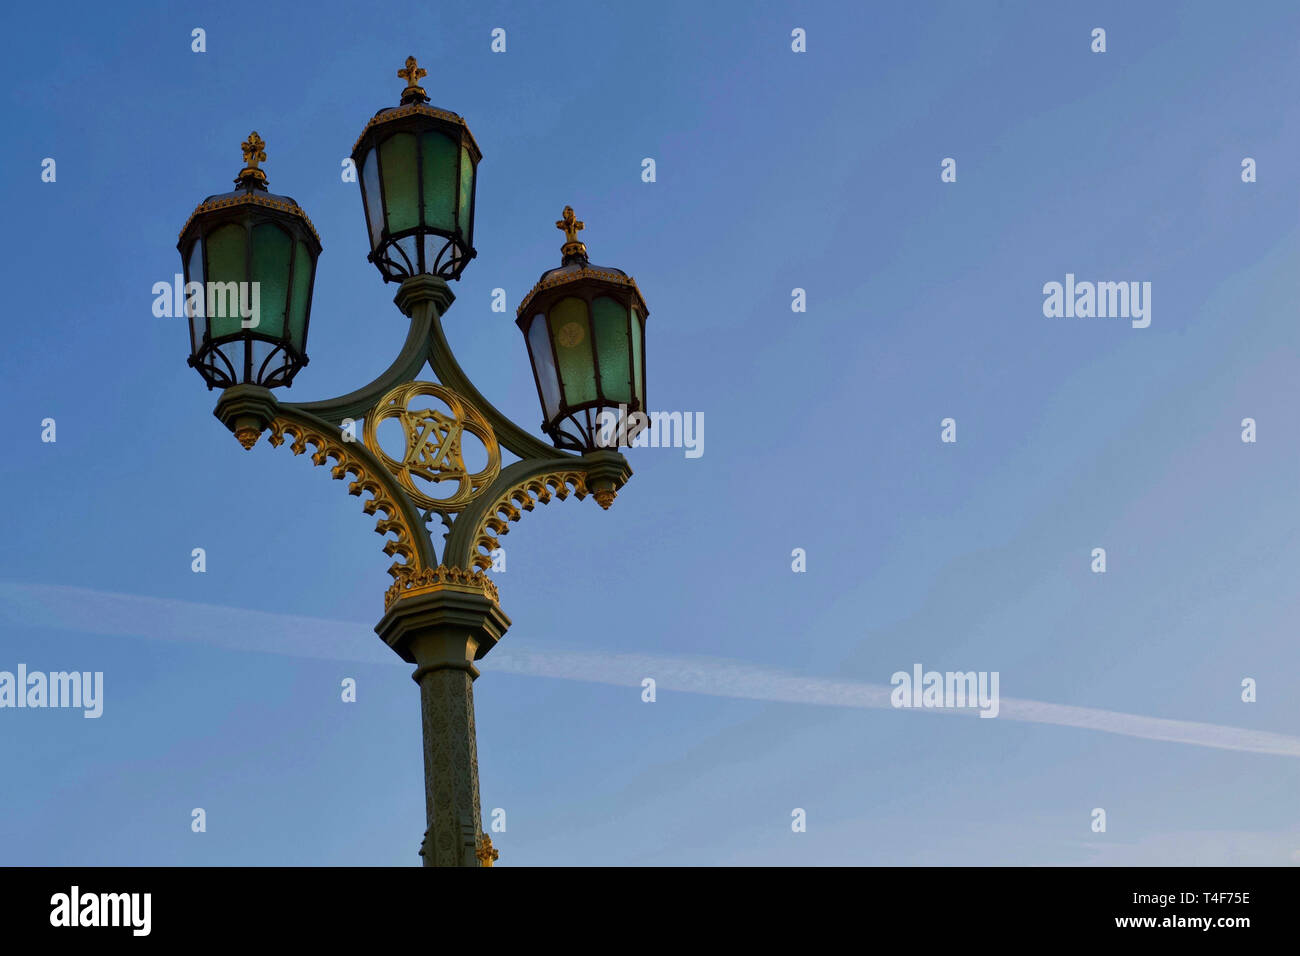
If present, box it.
[2,581,1297,757]
[486,649,1300,757]
[0,581,393,665]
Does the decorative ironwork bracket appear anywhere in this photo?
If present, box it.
[212,274,631,609]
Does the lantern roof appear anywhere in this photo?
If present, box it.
[516,207,648,319]
[178,132,320,246]
[350,57,482,161]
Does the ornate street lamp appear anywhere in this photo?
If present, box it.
[351,57,480,281]
[516,207,649,451]
[178,132,321,394]
[177,59,645,867]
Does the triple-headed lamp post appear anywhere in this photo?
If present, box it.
[177,58,649,866]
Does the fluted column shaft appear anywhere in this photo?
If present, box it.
[375,587,510,867]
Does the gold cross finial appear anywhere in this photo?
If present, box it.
[556,206,584,243]
[556,206,587,260]
[236,131,268,187]
[241,132,266,168]
[398,56,428,102]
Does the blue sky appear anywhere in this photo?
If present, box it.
[3,0,1300,865]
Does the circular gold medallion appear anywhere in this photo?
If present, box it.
[556,322,585,348]
[362,381,501,512]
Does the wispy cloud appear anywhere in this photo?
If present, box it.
[3,581,1297,758]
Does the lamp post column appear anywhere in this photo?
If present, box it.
[376,587,510,867]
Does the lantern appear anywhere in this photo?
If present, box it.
[516,207,648,451]
[351,57,481,282]
[177,132,320,389]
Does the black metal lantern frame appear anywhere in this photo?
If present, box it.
[516,267,649,452]
[178,193,321,390]
[351,103,482,283]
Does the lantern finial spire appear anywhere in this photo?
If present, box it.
[236,131,268,188]
[556,206,587,263]
[398,56,429,104]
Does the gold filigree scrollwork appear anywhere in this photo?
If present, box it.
[515,266,645,317]
[383,564,501,611]
[476,834,499,867]
[265,418,424,581]
[364,382,501,514]
[178,191,320,243]
[470,472,588,571]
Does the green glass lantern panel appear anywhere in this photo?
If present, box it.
[457,144,474,233]
[549,297,597,407]
[591,296,632,403]
[250,223,291,338]
[379,132,419,233]
[527,314,561,420]
[205,223,248,338]
[288,240,313,349]
[419,130,457,232]
[360,150,383,247]
[631,306,645,406]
